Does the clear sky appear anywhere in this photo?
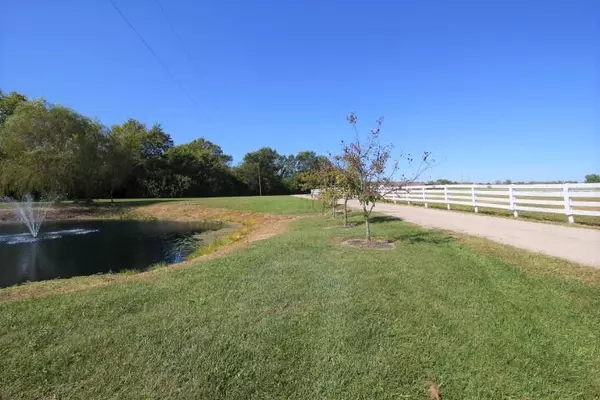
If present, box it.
[1,0,598,182]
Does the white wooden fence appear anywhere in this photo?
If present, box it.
[311,183,600,223]
[385,183,600,223]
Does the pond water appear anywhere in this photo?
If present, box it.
[0,220,224,288]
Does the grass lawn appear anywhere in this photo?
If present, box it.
[44,195,318,214]
[1,196,319,215]
[189,195,320,214]
[1,196,599,399]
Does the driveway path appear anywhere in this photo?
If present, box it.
[295,195,600,268]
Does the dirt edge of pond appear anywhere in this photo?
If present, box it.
[0,202,294,302]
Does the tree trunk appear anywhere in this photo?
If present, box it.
[109,188,114,203]
[343,197,348,227]
[365,214,371,240]
[332,200,336,218]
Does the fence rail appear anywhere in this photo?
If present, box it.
[310,183,600,223]
[385,183,600,223]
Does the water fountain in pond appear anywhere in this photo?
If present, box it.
[1,195,99,245]
[9,194,52,238]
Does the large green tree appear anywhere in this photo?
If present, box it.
[105,121,175,199]
[0,91,29,182]
[162,138,234,197]
[103,119,147,201]
[236,147,286,195]
[585,174,600,183]
[0,100,105,199]
[0,90,28,126]
[280,150,329,192]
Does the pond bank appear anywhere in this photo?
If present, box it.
[0,201,293,301]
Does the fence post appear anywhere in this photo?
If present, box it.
[471,185,478,213]
[509,184,518,218]
[423,187,428,208]
[444,186,450,210]
[406,190,410,205]
[563,184,574,223]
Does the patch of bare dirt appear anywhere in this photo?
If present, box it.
[0,201,294,302]
[342,238,396,249]
[428,381,441,400]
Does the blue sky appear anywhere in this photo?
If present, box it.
[1,0,598,182]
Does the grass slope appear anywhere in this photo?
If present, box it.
[91,196,318,214]
[190,195,320,214]
[1,198,599,399]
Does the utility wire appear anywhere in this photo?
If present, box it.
[107,0,198,106]
[154,0,201,76]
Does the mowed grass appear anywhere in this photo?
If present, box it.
[5,194,598,226]
[2,196,318,214]
[93,195,319,214]
[1,197,600,399]
[189,195,320,214]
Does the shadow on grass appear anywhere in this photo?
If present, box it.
[369,215,404,224]
[392,230,455,245]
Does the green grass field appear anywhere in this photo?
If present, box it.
[1,196,599,399]
[189,195,320,214]
[1,196,319,214]
[4,194,599,226]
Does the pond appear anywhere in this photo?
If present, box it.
[0,219,226,288]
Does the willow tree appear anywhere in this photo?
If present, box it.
[0,100,105,199]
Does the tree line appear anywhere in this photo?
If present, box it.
[426,178,598,185]
[1,90,433,240]
[0,90,328,201]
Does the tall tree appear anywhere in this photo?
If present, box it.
[142,124,174,159]
[295,151,328,174]
[0,91,29,184]
[0,90,28,126]
[278,151,329,193]
[163,138,233,197]
[0,100,105,199]
[236,147,285,195]
[103,119,147,201]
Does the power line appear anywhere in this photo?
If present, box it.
[107,0,198,106]
[154,0,200,76]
